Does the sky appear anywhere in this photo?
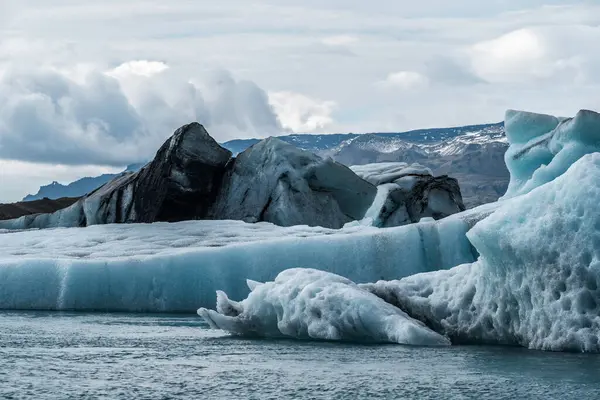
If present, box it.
[0,0,599,202]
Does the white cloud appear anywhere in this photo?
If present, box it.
[380,71,429,90]
[470,29,546,82]
[469,26,600,84]
[107,60,169,78]
[1,1,600,201]
[269,91,337,132]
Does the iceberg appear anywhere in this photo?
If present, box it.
[350,162,465,227]
[196,108,600,351]
[0,127,379,231]
[0,213,478,312]
[364,153,600,351]
[198,268,450,346]
[4,107,599,352]
[211,137,376,228]
[0,123,232,229]
[502,109,600,199]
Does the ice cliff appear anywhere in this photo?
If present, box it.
[0,214,477,312]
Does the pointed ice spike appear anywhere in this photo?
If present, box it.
[246,279,264,291]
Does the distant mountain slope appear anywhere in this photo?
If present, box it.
[221,123,504,154]
[0,197,79,220]
[222,122,508,208]
[23,163,146,202]
[222,133,361,155]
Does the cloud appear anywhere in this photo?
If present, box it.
[423,56,485,86]
[379,71,429,90]
[469,29,546,82]
[268,91,337,132]
[321,35,358,46]
[107,60,170,78]
[469,26,600,84]
[1,1,600,202]
[0,62,283,166]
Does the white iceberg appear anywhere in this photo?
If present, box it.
[198,268,450,346]
[502,109,600,199]
[364,152,600,352]
[0,215,477,312]
[4,108,599,352]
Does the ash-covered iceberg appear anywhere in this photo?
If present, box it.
[0,123,232,229]
[364,151,600,352]
[351,162,465,227]
[1,124,471,230]
[0,127,378,230]
[198,268,450,346]
[211,138,376,228]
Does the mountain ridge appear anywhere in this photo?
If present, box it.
[221,122,504,154]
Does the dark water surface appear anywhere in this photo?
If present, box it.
[1,311,599,399]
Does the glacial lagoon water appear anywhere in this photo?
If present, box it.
[1,311,600,399]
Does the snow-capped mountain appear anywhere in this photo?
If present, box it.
[221,122,504,155]
[423,124,507,156]
[223,122,508,208]
[319,123,505,161]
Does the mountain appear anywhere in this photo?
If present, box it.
[221,123,504,155]
[23,163,146,202]
[223,133,361,155]
[222,122,508,208]
[0,197,79,221]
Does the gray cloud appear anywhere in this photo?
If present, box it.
[0,65,282,166]
[423,56,486,86]
[1,0,600,202]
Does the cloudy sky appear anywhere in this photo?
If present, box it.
[1,0,599,202]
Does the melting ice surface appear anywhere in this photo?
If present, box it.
[198,268,450,346]
[502,109,600,199]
